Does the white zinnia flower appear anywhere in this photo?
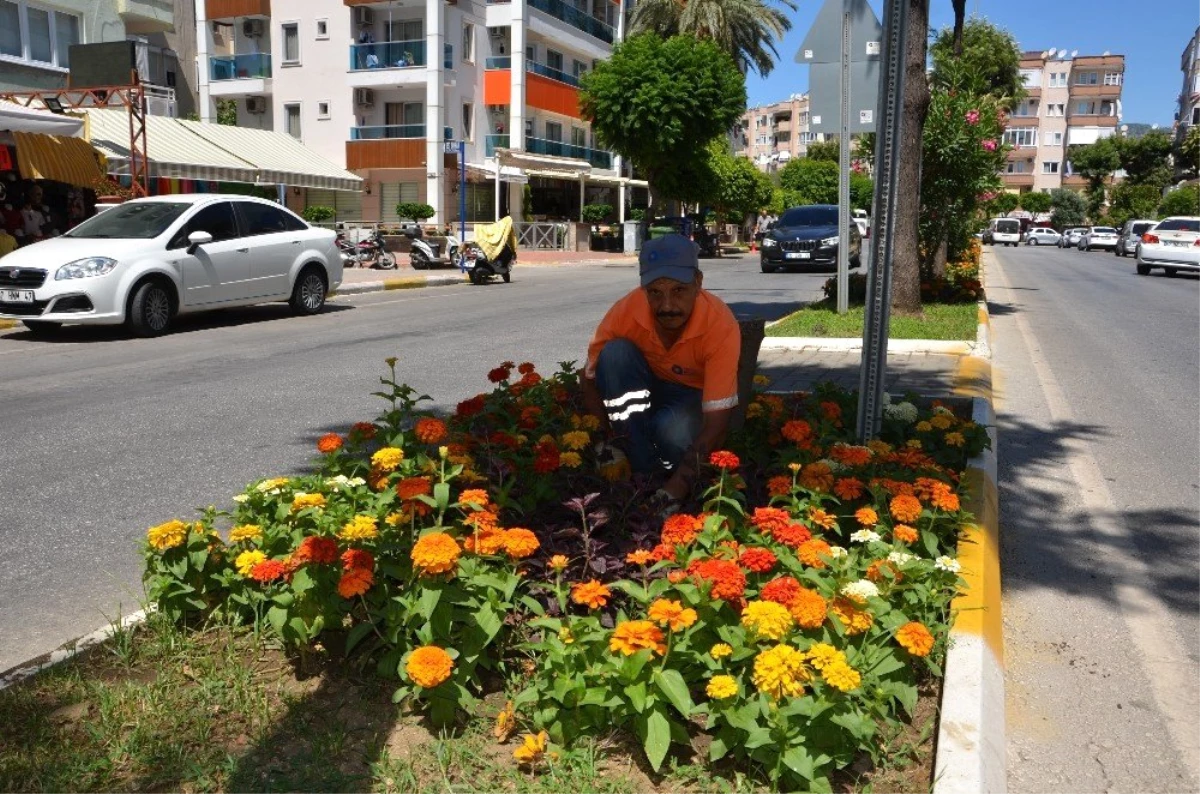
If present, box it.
[884,401,919,424]
[887,551,916,566]
[819,457,848,473]
[346,477,366,487]
[935,556,961,573]
[841,579,880,602]
[827,545,848,559]
[850,529,881,544]
[231,493,249,504]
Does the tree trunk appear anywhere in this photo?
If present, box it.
[891,0,930,313]
[951,0,966,56]
[932,238,948,278]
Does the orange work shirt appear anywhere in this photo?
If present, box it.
[586,287,741,412]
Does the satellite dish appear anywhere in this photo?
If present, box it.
[1102,50,1110,56]
[1048,48,1056,58]
[1071,50,1078,58]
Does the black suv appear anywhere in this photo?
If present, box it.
[760,204,862,273]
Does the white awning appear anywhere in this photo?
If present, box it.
[0,101,85,137]
[495,148,592,176]
[177,120,362,191]
[467,161,529,184]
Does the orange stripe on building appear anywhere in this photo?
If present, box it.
[483,69,511,106]
[526,73,581,119]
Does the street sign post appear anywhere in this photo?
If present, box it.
[797,0,881,314]
[443,139,467,240]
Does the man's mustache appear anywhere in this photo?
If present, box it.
[656,311,683,319]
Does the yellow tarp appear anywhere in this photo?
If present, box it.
[13,131,104,188]
[473,216,517,262]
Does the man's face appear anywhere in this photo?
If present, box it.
[644,273,702,332]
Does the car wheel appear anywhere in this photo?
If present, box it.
[289,265,327,315]
[1136,263,1151,275]
[1030,239,1038,246]
[469,266,486,285]
[127,279,173,337]
[23,320,62,337]
[409,250,428,270]
[760,262,776,273]
[502,270,511,283]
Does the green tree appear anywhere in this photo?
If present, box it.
[930,18,1025,109]
[853,133,876,170]
[1177,126,1199,180]
[580,35,746,206]
[1049,188,1087,228]
[1114,130,1173,190]
[779,158,837,203]
[1106,183,1161,227]
[627,0,796,77]
[707,145,774,226]
[395,202,436,224]
[989,191,1019,217]
[301,206,335,224]
[1018,191,1052,216]
[805,139,839,162]
[216,99,238,126]
[1068,137,1120,220]
[1159,184,1200,217]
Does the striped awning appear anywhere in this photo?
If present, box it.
[177,121,362,192]
[12,131,105,188]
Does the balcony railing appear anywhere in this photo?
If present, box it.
[209,52,272,81]
[529,60,580,87]
[527,135,611,168]
[485,134,510,156]
[350,124,426,140]
[528,0,613,43]
[349,40,426,71]
[485,56,511,69]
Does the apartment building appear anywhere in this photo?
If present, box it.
[1175,26,1199,157]
[197,0,634,225]
[1002,48,1124,194]
[735,93,818,171]
[0,0,197,117]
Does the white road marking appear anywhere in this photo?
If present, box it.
[993,253,1200,786]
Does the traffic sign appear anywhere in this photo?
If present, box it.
[796,0,882,65]
[807,61,880,134]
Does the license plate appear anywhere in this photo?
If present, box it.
[0,289,34,303]
[1165,240,1191,247]
[785,252,810,260]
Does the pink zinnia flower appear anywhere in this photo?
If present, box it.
[965,109,980,125]
[981,139,997,151]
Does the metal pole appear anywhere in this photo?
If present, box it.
[459,139,466,239]
[855,0,907,441]
[836,0,851,314]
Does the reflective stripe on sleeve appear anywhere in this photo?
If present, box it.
[603,389,651,408]
[702,395,738,412]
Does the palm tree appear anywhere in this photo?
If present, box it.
[628,0,797,77]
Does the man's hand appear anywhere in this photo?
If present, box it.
[594,441,631,483]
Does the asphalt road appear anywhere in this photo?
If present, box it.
[988,243,1200,791]
[0,253,834,673]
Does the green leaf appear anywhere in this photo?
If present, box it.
[418,582,443,620]
[433,482,450,513]
[709,732,731,762]
[743,727,773,750]
[643,708,671,772]
[782,746,816,781]
[619,649,653,682]
[626,681,648,713]
[474,605,503,645]
[654,669,693,718]
[345,621,375,655]
[519,595,546,616]
[267,605,287,636]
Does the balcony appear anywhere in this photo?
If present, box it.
[529,60,581,87]
[1001,173,1034,188]
[350,124,426,140]
[348,41,428,88]
[526,135,611,168]
[528,0,613,43]
[485,134,510,157]
[208,53,272,97]
[346,138,425,169]
[205,0,270,20]
[1072,83,1122,98]
[117,0,174,33]
[1067,114,1118,127]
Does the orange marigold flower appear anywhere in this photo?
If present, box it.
[893,524,920,543]
[767,475,793,498]
[890,494,923,524]
[649,542,677,563]
[414,417,447,444]
[411,532,461,575]
[798,539,832,569]
[789,587,828,629]
[739,547,778,574]
[293,536,339,565]
[647,599,698,632]
[932,490,960,512]
[249,559,287,583]
[855,507,879,526]
[895,621,935,656]
[667,570,687,584]
[820,400,842,422]
[829,443,873,467]
[571,579,612,610]
[513,731,548,766]
[548,554,569,572]
[503,528,540,559]
[406,646,454,688]
[830,596,874,635]
[808,507,837,530]
[626,549,653,566]
[866,559,903,583]
[341,548,375,571]
[317,433,343,454]
[463,509,499,533]
[761,576,803,605]
[661,513,704,546]
[688,558,747,601]
[458,488,491,507]
[709,450,741,469]
[749,506,791,535]
[781,419,814,445]
[337,566,374,598]
[519,371,543,387]
[772,522,813,548]
[799,462,835,493]
[463,525,506,555]
[834,477,866,501]
[609,620,666,656]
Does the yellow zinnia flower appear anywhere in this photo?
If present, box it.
[559,430,591,451]
[705,675,739,700]
[709,643,734,660]
[228,524,262,543]
[371,447,404,472]
[804,642,843,671]
[339,515,379,541]
[822,659,862,692]
[752,644,810,700]
[740,600,794,641]
[235,550,266,577]
[291,492,326,512]
[147,519,189,551]
[513,731,548,766]
[560,451,583,468]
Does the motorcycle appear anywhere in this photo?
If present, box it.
[334,230,357,267]
[406,226,461,270]
[354,229,397,270]
[460,216,517,285]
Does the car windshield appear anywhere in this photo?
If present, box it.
[1093,227,1117,234]
[779,206,838,227]
[65,202,191,239]
[995,220,1019,232]
[1155,218,1200,232]
[1132,222,1154,234]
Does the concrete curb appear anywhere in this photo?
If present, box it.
[332,272,468,296]
[760,336,976,355]
[0,318,15,330]
[0,609,151,693]
[934,256,1006,794]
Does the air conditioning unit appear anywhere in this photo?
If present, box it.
[354,88,374,107]
[246,96,267,114]
[488,27,506,41]
[355,7,374,25]
[242,19,264,38]
[487,104,506,114]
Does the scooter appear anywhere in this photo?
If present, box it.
[406,227,461,270]
[354,230,397,270]
[461,216,517,285]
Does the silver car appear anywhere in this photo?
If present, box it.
[1078,226,1118,251]
[1116,219,1157,257]
[1136,216,1200,276]
[1059,227,1087,248]
[1024,227,1061,246]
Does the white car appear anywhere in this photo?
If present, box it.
[1024,227,1061,246]
[0,195,342,337]
[1078,226,1118,251]
[1136,216,1200,276]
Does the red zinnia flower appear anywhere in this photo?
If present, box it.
[341,548,375,571]
[739,547,778,574]
[833,477,866,501]
[760,576,802,605]
[249,559,287,583]
[661,513,704,546]
[456,395,486,418]
[487,365,512,383]
[709,450,740,469]
[293,536,339,565]
[317,433,343,454]
[772,522,813,548]
[749,506,791,535]
[532,440,560,473]
[517,362,536,375]
[350,421,377,440]
[688,558,747,601]
[414,417,447,444]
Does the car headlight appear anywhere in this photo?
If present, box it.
[762,238,778,248]
[56,257,118,280]
[821,236,839,246]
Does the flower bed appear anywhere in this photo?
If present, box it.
[143,359,988,791]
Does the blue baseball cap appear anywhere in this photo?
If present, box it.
[639,233,699,287]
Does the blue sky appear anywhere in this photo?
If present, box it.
[747,0,1198,127]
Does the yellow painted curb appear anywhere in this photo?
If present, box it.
[0,319,16,330]
[383,277,430,290]
[952,467,1004,664]
[953,355,992,401]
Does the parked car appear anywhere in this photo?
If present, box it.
[760,204,862,273]
[986,217,1022,246]
[1058,227,1087,248]
[0,195,342,337]
[1115,219,1157,257]
[1135,216,1200,276]
[1078,226,1119,251]
[1024,227,1061,246]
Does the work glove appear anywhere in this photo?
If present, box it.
[594,442,631,483]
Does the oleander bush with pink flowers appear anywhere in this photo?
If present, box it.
[142,358,988,790]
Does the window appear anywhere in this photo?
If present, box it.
[168,202,239,249]
[27,6,50,63]
[1103,72,1121,86]
[462,23,474,62]
[1003,127,1037,148]
[0,2,20,57]
[235,201,303,235]
[462,102,473,140]
[317,101,330,119]
[385,102,423,126]
[282,22,299,63]
[1042,161,1059,174]
[1015,100,1039,117]
[545,121,562,142]
[1193,106,1200,125]
[1019,68,1041,87]
[1075,70,1098,85]
[1046,131,1063,146]
[57,12,79,66]
[571,126,586,147]
[1049,72,1066,87]
[1046,103,1064,117]
[316,19,328,39]
[1005,160,1030,174]
[444,42,452,68]
[284,103,301,139]
[0,1,80,67]
[798,112,809,125]
[388,20,422,41]
[776,130,791,142]
[546,48,563,71]
[573,59,587,78]
[1076,100,1097,115]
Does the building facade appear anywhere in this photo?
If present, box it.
[1176,26,1200,159]
[0,0,197,117]
[1003,48,1125,194]
[735,93,818,171]
[196,0,636,225]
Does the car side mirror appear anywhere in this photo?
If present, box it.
[186,230,213,255]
